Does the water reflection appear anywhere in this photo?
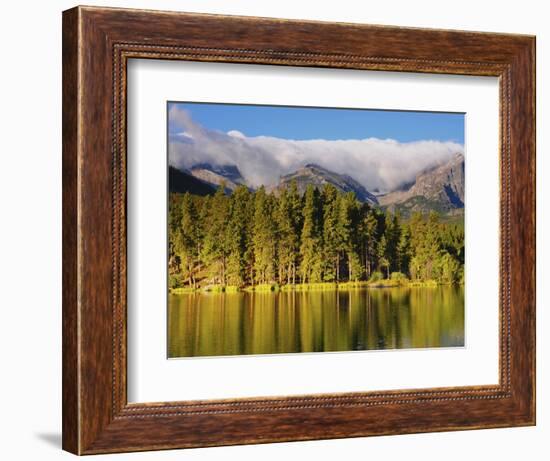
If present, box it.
[168,287,464,358]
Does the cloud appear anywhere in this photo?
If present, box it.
[227,130,245,138]
[168,106,464,193]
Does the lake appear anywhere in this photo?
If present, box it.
[168,286,464,358]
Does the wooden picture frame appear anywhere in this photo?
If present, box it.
[62,5,535,455]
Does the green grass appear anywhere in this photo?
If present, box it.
[281,282,369,291]
[406,279,442,287]
[367,279,404,288]
[170,287,198,294]
[170,279,454,295]
[368,279,447,288]
[244,283,280,292]
[202,285,226,293]
[337,281,369,289]
[284,282,337,291]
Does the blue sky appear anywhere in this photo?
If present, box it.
[168,101,464,144]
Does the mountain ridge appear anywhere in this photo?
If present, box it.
[170,154,465,218]
[270,163,379,205]
[377,152,464,216]
[168,166,217,196]
[189,163,247,193]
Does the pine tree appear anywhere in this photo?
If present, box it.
[252,187,277,285]
[397,225,412,274]
[168,181,465,288]
[321,184,340,282]
[276,181,302,285]
[175,193,199,287]
[383,212,401,274]
[201,184,229,284]
[287,181,302,284]
[299,185,322,283]
[378,235,390,279]
[225,185,252,286]
[408,211,443,281]
[338,192,363,281]
[359,206,378,279]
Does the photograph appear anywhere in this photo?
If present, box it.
[167,102,466,358]
[53,4,536,455]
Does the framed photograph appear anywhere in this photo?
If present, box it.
[62,6,535,455]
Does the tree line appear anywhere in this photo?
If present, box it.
[169,182,464,289]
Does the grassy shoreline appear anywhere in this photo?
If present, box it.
[169,279,457,294]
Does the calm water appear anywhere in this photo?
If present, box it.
[168,287,464,358]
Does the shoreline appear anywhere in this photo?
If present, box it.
[169,280,461,295]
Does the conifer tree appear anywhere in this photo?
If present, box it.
[168,180,465,287]
[397,225,412,274]
[383,212,401,273]
[359,206,379,279]
[287,181,302,284]
[225,185,252,286]
[299,185,322,283]
[377,235,390,279]
[175,193,199,287]
[338,192,363,281]
[201,184,229,284]
[276,181,302,285]
[321,184,340,282]
[252,187,277,285]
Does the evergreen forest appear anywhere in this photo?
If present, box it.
[168,182,464,292]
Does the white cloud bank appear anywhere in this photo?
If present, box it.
[168,106,464,193]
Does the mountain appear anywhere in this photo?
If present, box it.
[272,163,378,205]
[189,163,247,192]
[169,166,217,196]
[377,153,464,216]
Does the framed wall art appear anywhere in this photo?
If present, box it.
[62,5,535,455]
